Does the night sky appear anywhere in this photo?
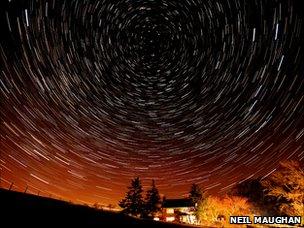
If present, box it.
[0,0,303,205]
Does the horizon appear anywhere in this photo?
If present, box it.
[1,0,303,208]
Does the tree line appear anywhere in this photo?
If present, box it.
[197,160,304,226]
[119,178,204,218]
[118,160,303,226]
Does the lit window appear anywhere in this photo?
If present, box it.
[166,208,174,214]
[166,217,175,222]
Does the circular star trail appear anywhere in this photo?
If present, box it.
[0,0,303,204]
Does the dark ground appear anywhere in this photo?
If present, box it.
[0,189,197,227]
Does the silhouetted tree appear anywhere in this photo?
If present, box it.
[93,202,100,209]
[108,204,115,210]
[119,177,144,217]
[189,183,204,206]
[144,180,161,217]
[230,178,264,202]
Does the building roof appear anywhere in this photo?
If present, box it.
[162,198,195,208]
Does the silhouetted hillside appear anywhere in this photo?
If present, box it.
[0,189,195,227]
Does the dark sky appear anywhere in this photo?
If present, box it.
[0,0,303,205]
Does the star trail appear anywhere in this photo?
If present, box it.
[0,0,303,205]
